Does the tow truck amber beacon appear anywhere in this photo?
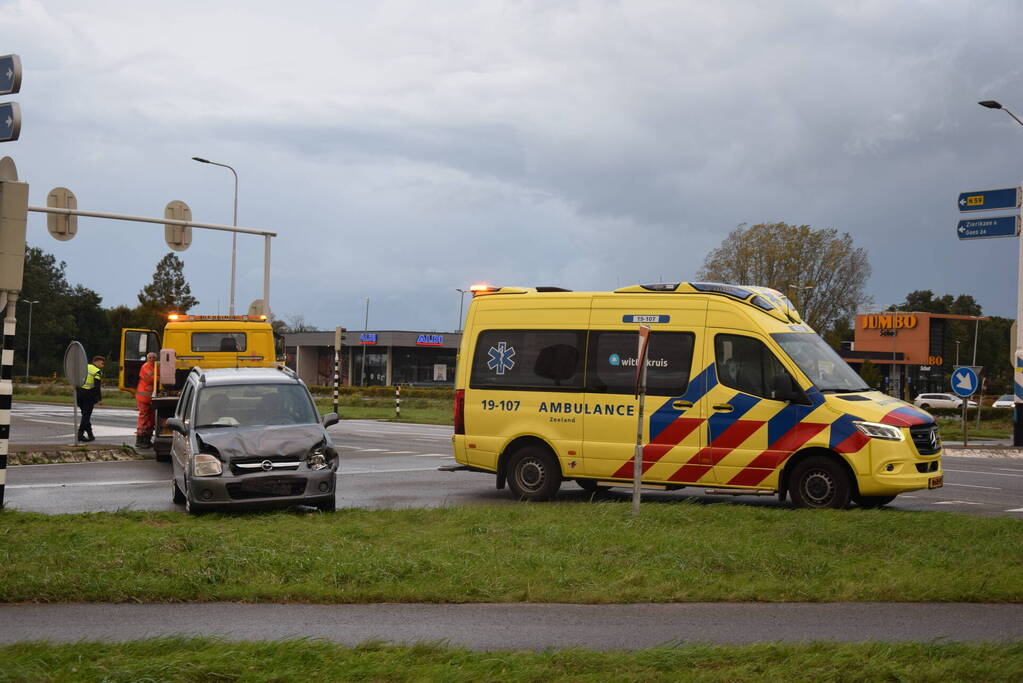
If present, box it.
[448,282,943,509]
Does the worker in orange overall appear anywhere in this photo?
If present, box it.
[135,352,158,449]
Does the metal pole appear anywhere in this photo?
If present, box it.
[361,298,369,386]
[0,290,14,508]
[333,327,342,417]
[27,205,275,236]
[263,234,271,317]
[1016,182,1023,446]
[456,289,466,333]
[22,299,36,381]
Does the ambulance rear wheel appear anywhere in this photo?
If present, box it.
[508,446,562,501]
[790,456,851,509]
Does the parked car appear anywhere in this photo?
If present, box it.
[913,393,977,410]
[166,366,340,514]
[992,394,1015,409]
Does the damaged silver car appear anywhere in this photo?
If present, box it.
[166,366,340,513]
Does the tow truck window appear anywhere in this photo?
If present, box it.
[192,332,247,353]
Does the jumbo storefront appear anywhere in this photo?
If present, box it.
[838,311,981,400]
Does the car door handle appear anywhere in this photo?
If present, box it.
[672,400,693,410]
[712,403,734,413]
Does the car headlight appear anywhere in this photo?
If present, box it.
[853,421,904,442]
[193,453,223,476]
[308,445,328,471]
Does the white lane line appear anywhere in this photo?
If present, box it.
[8,480,166,489]
[933,501,983,506]
[382,451,415,454]
[414,453,452,458]
[1006,508,1023,513]
[943,482,1000,490]
[944,468,1023,478]
[355,448,388,452]
[341,467,439,474]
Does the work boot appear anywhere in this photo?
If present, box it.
[135,435,148,449]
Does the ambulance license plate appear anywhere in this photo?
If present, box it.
[928,475,943,489]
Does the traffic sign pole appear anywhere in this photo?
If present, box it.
[1015,181,1023,447]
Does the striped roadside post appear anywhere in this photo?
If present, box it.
[395,384,401,419]
[333,327,342,417]
[0,290,17,508]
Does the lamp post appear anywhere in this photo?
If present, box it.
[192,157,238,316]
[19,298,38,381]
[360,297,370,386]
[978,100,1023,446]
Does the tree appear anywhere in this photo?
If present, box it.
[858,359,882,389]
[697,222,871,334]
[13,246,110,377]
[137,253,198,316]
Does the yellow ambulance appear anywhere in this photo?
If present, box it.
[451,282,943,509]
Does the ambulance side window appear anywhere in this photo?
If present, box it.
[588,331,695,396]
[714,334,791,399]
[470,330,585,390]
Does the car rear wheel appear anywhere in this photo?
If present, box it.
[790,456,851,509]
[507,445,562,501]
[919,403,930,410]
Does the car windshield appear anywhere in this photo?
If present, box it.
[771,332,869,393]
[194,383,318,428]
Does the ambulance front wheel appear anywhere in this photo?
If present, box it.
[789,456,851,509]
[508,445,562,501]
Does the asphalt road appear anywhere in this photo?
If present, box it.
[4,403,1023,517]
[2,603,1022,649]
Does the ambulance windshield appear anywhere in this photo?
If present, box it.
[771,333,869,393]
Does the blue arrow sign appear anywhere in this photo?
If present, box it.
[956,215,1019,240]
[0,102,20,143]
[0,54,21,96]
[957,187,1020,212]
[951,366,979,397]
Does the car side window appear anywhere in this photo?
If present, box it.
[470,330,585,390]
[177,382,194,422]
[587,330,695,396]
[714,333,794,400]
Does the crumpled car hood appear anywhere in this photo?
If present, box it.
[195,424,326,461]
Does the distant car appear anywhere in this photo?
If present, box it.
[992,394,1015,409]
[166,366,340,514]
[913,393,977,410]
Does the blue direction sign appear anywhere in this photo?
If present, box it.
[0,54,21,96]
[957,187,1020,212]
[957,215,1019,240]
[0,102,20,142]
[951,366,979,397]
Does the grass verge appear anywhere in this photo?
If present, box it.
[2,504,1021,603]
[2,638,1022,682]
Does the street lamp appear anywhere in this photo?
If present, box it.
[19,298,38,381]
[978,100,1023,446]
[192,156,239,316]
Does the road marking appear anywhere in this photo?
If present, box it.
[944,468,1023,478]
[382,451,415,454]
[414,453,452,457]
[933,501,983,505]
[341,467,439,474]
[8,480,166,489]
[354,448,388,452]
[1006,508,1023,513]
[944,482,1000,490]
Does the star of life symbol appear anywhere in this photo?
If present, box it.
[487,342,516,375]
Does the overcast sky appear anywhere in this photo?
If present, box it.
[3,0,1021,332]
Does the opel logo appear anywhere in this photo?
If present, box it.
[260,460,274,471]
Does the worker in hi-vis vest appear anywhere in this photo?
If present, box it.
[76,356,105,442]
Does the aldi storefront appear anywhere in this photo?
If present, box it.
[284,330,460,387]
